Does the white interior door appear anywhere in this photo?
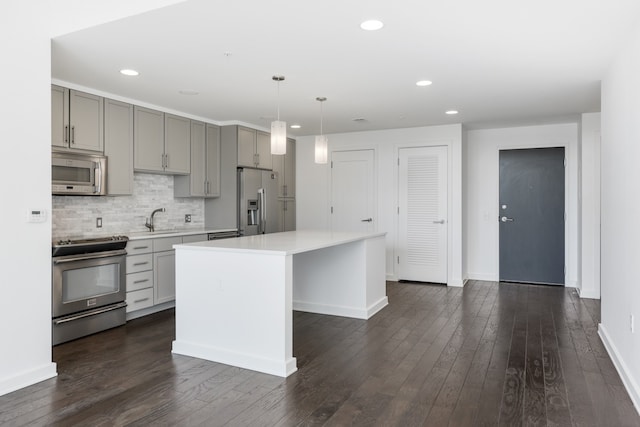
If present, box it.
[331,150,375,232]
[398,146,448,283]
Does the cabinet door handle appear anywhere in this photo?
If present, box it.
[134,297,150,304]
[133,246,150,250]
[64,125,69,144]
[133,279,149,284]
[165,154,169,168]
[133,262,149,266]
[71,126,75,144]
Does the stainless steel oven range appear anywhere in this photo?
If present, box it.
[52,235,129,345]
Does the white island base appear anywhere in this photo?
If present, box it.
[171,230,387,377]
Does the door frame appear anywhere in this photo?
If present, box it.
[396,145,449,284]
[394,140,459,286]
[495,142,572,286]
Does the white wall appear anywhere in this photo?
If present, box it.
[464,123,579,285]
[0,1,57,395]
[579,113,601,299]
[599,22,640,412]
[296,124,463,286]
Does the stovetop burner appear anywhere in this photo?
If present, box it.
[52,235,129,257]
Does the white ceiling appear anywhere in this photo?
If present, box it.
[51,0,640,136]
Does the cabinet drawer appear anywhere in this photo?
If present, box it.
[126,253,153,274]
[182,234,208,244]
[153,236,182,252]
[126,270,153,292]
[126,239,153,255]
[126,288,154,313]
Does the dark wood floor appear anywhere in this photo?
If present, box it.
[1,281,639,426]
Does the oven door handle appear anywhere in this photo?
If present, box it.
[53,249,127,264]
[53,302,127,325]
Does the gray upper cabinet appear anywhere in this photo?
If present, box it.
[134,106,164,172]
[51,85,68,148]
[175,122,220,197]
[104,99,134,195]
[134,107,190,174]
[272,138,296,198]
[51,85,104,152]
[237,126,272,169]
[204,125,239,229]
[256,131,272,170]
[164,114,190,174]
[205,124,221,197]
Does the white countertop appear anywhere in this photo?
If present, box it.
[174,230,386,255]
[127,228,237,240]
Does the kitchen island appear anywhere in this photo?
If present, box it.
[171,230,387,377]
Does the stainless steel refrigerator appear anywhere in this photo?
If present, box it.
[237,167,281,236]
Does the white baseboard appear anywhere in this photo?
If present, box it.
[576,287,601,300]
[598,324,640,416]
[172,340,297,378]
[293,296,388,320]
[447,279,465,287]
[565,279,578,288]
[0,362,57,397]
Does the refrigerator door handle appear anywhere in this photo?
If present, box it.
[258,188,266,234]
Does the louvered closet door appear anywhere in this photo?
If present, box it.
[398,146,448,283]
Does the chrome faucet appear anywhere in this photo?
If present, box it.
[145,208,166,232]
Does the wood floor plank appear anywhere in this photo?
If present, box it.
[0,281,638,427]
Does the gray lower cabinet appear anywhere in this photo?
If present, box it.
[125,239,154,313]
[153,250,176,305]
[152,236,181,305]
[125,234,208,317]
[278,199,296,231]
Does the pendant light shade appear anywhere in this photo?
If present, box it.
[315,135,328,164]
[315,97,328,164]
[271,120,287,155]
[271,76,286,155]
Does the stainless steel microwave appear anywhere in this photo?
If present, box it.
[52,151,107,195]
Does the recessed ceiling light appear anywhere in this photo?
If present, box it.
[120,69,139,76]
[290,124,301,129]
[360,20,384,31]
[416,80,432,87]
[446,110,459,115]
[179,90,199,95]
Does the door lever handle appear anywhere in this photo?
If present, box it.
[500,216,514,222]
[361,218,373,222]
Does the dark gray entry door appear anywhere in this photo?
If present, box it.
[499,147,565,285]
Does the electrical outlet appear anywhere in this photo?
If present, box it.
[96,217,102,228]
[185,214,191,223]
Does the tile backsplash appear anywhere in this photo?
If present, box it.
[52,173,204,240]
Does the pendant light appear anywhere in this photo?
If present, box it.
[315,97,328,164]
[271,75,286,155]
